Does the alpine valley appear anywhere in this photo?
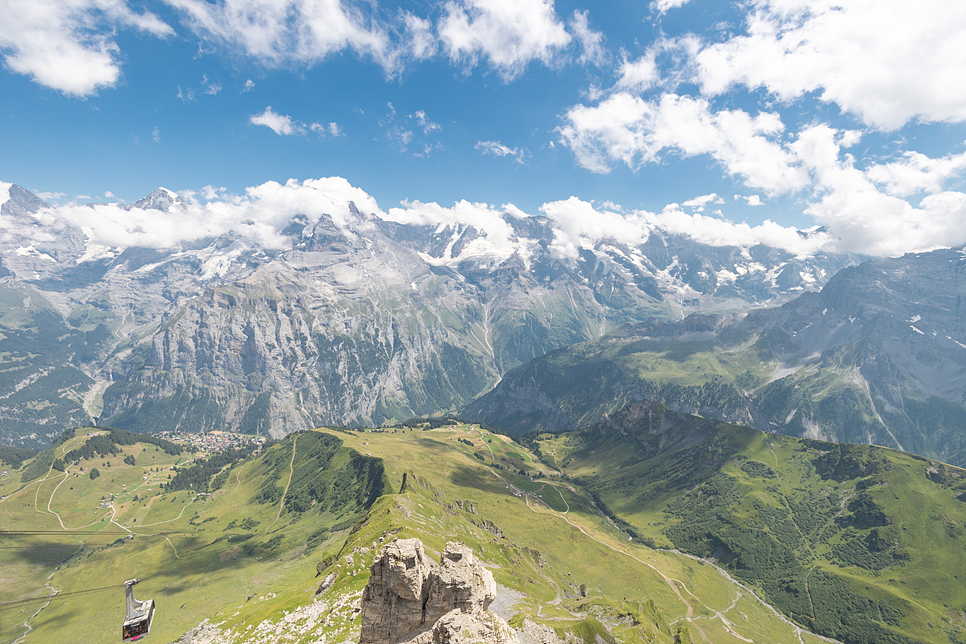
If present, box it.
[3,180,966,644]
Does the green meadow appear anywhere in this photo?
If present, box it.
[1,423,835,644]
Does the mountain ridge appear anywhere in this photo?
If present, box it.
[466,246,966,466]
[0,182,857,446]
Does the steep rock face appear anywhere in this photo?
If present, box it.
[360,539,513,644]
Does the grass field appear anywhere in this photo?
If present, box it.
[0,423,839,644]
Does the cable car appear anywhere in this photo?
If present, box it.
[121,579,156,642]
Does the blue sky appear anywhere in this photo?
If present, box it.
[2,0,966,257]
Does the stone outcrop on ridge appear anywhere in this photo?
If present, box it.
[359,538,516,644]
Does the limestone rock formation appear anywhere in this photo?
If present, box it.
[360,539,515,644]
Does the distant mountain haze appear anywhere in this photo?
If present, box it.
[0,182,854,448]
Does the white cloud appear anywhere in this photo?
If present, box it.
[570,10,606,67]
[615,53,659,93]
[790,125,966,256]
[166,0,397,73]
[734,194,763,206]
[328,122,342,137]
[380,104,439,153]
[415,110,440,134]
[152,126,161,143]
[250,106,301,135]
[540,196,831,259]
[242,78,255,92]
[32,177,382,251]
[104,190,114,198]
[201,74,221,95]
[476,140,529,165]
[439,0,571,80]
[866,149,966,197]
[35,191,65,202]
[558,92,809,195]
[401,11,436,61]
[651,0,692,14]
[682,193,723,211]
[695,0,966,129]
[384,199,524,262]
[0,0,173,96]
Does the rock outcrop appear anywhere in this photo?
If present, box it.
[360,539,516,644]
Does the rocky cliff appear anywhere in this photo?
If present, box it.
[360,539,516,644]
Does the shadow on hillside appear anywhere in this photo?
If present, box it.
[448,464,506,495]
[0,541,90,566]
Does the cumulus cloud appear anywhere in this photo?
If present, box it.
[695,0,966,129]
[242,78,255,92]
[540,196,831,260]
[152,126,161,142]
[250,106,301,135]
[0,0,173,96]
[615,53,659,93]
[865,149,966,197]
[790,125,966,256]
[476,140,529,165]
[735,194,763,206]
[439,0,571,80]
[558,92,809,195]
[383,199,525,262]
[29,177,382,251]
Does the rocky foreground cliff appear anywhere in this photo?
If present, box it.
[359,539,515,644]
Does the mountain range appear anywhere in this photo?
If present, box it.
[468,246,966,465]
[0,182,855,448]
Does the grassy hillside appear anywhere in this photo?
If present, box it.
[539,401,966,644]
[1,423,833,644]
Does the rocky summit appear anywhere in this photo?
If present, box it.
[360,539,515,644]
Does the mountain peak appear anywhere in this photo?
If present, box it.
[132,187,187,212]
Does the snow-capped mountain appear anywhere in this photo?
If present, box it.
[0,181,857,446]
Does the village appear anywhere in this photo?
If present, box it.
[158,430,267,457]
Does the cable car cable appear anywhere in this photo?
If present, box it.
[0,576,157,610]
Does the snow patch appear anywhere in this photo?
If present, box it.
[77,240,118,263]
[910,325,925,335]
[15,246,56,262]
[909,314,921,323]
[201,248,243,280]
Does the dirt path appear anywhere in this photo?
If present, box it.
[266,434,298,533]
